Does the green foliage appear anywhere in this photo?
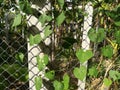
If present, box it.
[76,49,93,63]
[39,14,52,26]
[103,78,112,87]
[12,14,22,27]
[88,66,98,77]
[19,0,32,14]
[57,0,64,9]
[1,64,28,82]
[45,70,55,80]
[15,52,24,63]
[88,28,106,43]
[29,34,42,45]
[53,80,64,90]
[36,55,49,71]
[44,25,53,38]
[73,66,87,81]
[114,30,120,44]
[56,11,66,26]
[62,74,70,90]
[101,45,113,58]
[109,70,120,81]
[35,76,42,90]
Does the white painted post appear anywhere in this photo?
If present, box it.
[27,1,51,90]
[77,2,93,90]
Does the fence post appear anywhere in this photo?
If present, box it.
[78,2,93,90]
[27,2,51,90]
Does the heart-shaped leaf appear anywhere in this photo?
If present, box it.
[101,45,113,58]
[73,66,87,81]
[76,49,93,63]
[88,28,106,43]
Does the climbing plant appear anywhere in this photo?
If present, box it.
[1,0,120,90]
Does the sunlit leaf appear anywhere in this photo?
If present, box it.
[35,76,42,90]
[76,49,93,63]
[73,66,87,81]
[29,34,34,46]
[12,14,22,27]
[36,56,45,71]
[56,12,65,26]
[109,70,120,81]
[57,0,64,9]
[63,74,69,90]
[44,25,52,38]
[53,80,64,90]
[43,54,49,65]
[34,34,42,44]
[45,70,55,80]
[103,78,112,87]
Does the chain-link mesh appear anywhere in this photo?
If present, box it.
[0,0,95,90]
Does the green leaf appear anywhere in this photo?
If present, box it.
[12,14,22,27]
[39,14,47,26]
[73,66,87,81]
[57,0,64,9]
[76,49,93,63]
[88,66,98,77]
[36,55,49,71]
[45,70,55,80]
[18,53,24,62]
[101,45,113,58]
[35,76,42,90]
[43,54,49,65]
[63,74,69,90]
[56,12,65,26]
[88,28,106,43]
[39,14,52,26]
[36,56,45,71]
[53,80,64,90]
[44,25,52,38]
[15,52,24,63]
[19,1,32,14]
[29,34,34,46]
[34,34,42,44]
[114,21,120,26]
[109,70,120,81]
[103,78,112,87]
[114,30,120,44]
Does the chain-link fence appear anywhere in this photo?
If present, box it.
[0,1,94,90]
[0,0,119,90]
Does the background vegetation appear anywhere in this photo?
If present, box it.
[0,0,120,90]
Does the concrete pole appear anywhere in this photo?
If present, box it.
[78,2,93,90]
[27,2,51,90]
